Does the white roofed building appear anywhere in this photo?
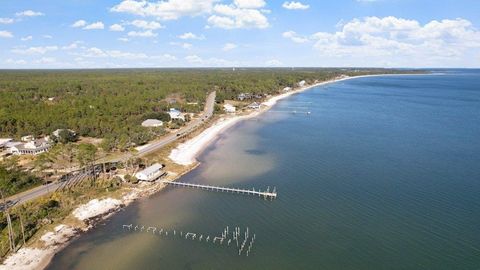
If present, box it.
[223,104,236,113]
[8,137,51,155]
[134,163,164,182]
[168,108,185,121]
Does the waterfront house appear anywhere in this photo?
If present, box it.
[282,87,292,92]
[223,104,236,113]
[168,108,185,121]
[134,163,164,182]
[0,138,13,149]
[141,119,164,127]
[247,102,261,110]
[298,80,306,87]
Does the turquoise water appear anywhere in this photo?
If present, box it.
[47,71,480,270]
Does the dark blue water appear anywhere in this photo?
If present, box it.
[47,71,480,270]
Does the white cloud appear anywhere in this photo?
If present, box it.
[0,18,14,24]
[170,42,193,49]
[5,59,27,65]
[282,31,308,43]
[178,32,205,40]
[129,20,163,30]
[282,1,309,10]
[207,3,269,29]
[223,42,237,51]
[34,57,56,64]
[184,54,232,66]
[111,0,217,20]
[127,30,157,37]
[12,46,58,54]
[21,35,33,41]
[233,0,266,9]
[110,24,125,32]
[83,21,105,30]
[0,30,14,38]
[15,10,44,17]
[43,35,53,39]
[118,37,130,42]
[62,41,83,50]
[265,59,283,66]
[162,54,177,61]
[71,20,87,28]
[81,47,148,59]
[309,16,480,67]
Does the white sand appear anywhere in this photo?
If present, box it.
[73,198,123,221]
[168,75,362,166]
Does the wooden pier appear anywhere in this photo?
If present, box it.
[161,181,277,199]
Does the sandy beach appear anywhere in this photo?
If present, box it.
[0,73,410,270]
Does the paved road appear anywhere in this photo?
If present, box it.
[2,92,216,208]
[125,91,216,158]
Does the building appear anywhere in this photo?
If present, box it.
[141,119,163,127]
[298,80,306,87]
[247,102,261,110]
[9,137,51,155]
[21,135,34,142]
[134,163,164,182]
[0,138,13,149]
[223,104,236,113]
[282,87,292,92]
[168,108,185,121]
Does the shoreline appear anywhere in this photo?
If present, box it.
[0,72,425,270]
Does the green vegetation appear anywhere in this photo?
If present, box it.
[0,68,417,150]
[0,176,123,257]
[0,164,42,197]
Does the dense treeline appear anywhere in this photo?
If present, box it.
[0,164,42,197]
[0,68,415,143]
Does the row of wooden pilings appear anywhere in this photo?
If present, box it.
[122,224,256,256]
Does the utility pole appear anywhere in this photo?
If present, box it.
[0,189,16,253]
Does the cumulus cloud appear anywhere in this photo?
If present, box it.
[0,30,14,38]
[223,42,237,51]
[15,10,44,17]
[118,37,130,42]
[265,59,283,66]
[178,32,205,40]
[21,35,33,41]
[282,1,309,10]
[83,21,105,30]
[12,46,58,54]
[5,59,27,65]
[110,24,125,31]
[81,47,148,59]
[129,20,163,30]
[0,18,14,24]
[207,1,269,29]
[127,30,157,37]
[282,31,308,43]
[184,54,232,66]
[71,20,87,28]
[111,0,216,20]
[307,16,480,67]
[170,42,193,49]
[33,57,56,64]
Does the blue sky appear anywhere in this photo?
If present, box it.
[1,0,479,68]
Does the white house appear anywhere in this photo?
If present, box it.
[298,80,306,87]
[247,102,261,110]
[168,108,185,121]
[134,163,164,182]
[9,137,51,155]
[52,129,76,137]
[0,138,12,149]
[223,104,236,113]
[21,135,34,142]
[141,119,163,127]
[282,87,292,92]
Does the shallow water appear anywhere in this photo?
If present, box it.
[47,70,480,270]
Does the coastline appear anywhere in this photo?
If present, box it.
[0,72,423,270]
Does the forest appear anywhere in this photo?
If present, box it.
[0,68,415,149]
